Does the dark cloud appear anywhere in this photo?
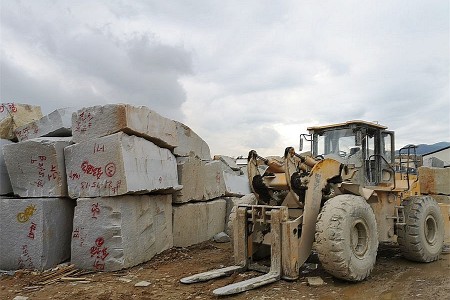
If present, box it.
[0,1,192,120]
[0,1,448,157]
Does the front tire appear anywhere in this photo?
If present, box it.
[397,196,444,262]
[315,195,378,281]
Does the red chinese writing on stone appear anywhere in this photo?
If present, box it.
[0,103,17,113]
[81,161,103,179]
[91,203,100,219]
[80,179,122,195]
[30,155,58,187]
[15,122,39,140]
[68,170,80,180]
[91,237,109,271]
[27,222,37,239]
[74,111,93,133]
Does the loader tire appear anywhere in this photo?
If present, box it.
[397,196,444,262]
[315,195,378,281]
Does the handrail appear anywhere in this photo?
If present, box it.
[367,154,396,190]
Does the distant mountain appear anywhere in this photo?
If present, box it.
[397,142,450,155]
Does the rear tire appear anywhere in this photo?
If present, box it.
[397,196,444,262]
[315,195,378,281]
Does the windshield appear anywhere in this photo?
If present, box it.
[315,129,358,158]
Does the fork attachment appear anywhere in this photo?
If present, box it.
[180,205,293,296]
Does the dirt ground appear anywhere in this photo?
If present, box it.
[1,241,449,300]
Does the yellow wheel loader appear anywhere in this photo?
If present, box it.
[181,120,447,296]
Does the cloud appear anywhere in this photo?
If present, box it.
[0,0,192,120]
[0,1,448,157]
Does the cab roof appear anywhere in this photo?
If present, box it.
[307,120,388,131]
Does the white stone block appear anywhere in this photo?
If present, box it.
[14,108,76,142]
[203,160,251,200]
[71,104,178,149]
[174,156,205,203]
[3,138,72,197]
[214,155,240,171]
[173,199,226,247]
[224,194,258,235]
[173,121,211,160]
[71,195,172,271]
[0,103,43,140]
[65,132,178,198]
[0,139,14,195]
[423,157,445,168]
[0,198,75,271]
[203,160,228,200]
[223,172,251,196]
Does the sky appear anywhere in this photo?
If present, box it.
[1,0,449,157]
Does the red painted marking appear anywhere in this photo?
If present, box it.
[91,203,100,219]
[105,163,116,177]
[81,161,103,179]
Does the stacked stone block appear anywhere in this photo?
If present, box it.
[71,195,172,271]
[0,103,42,140]
[172,199,226,247]
[419,166,450,195]
[71,104,178,149]
[3,137,72,197]
[173,121,211,160]
[0,198,74,271]
[0,102,253,271]
[14,107,76,141]
[65,132,178,198]
[67,104,182,271]
[0,139,14,195]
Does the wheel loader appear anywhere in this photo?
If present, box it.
[180,120,447,296]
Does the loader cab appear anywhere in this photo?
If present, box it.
[303,120,395,186]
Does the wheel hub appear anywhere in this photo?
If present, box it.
[424,215,437,245]
[351,220,369,258]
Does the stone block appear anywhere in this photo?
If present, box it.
[203,160,251,200]
[214,155,240,171]
[224,194,258,225]
[71,104,178,149]
[174,156,205,203]
[418,166,450,195]
[225,194,258,235]
[65,132,178,198]
[3,137,72,197]
[438,204,450,245]
[223,172,251,196]
[0,139,14,195]
[71,195,172,271]
[173,121,211,160]
[172,199,226,247]
[203,160,228,200]
[431,195,450,204]
[14,108,76,142]
[0,103,43,140]
[423,157,445,168]
[0,197,75,271]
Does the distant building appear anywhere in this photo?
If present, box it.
[422,146,450,168]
